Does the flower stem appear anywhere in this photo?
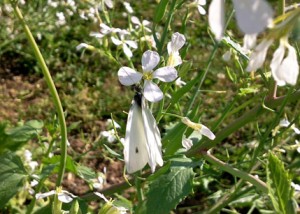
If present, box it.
[11,3,67,187]
[202,151,268,193]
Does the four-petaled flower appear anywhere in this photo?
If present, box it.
[167,32,186,67]
[112,31,137,58]
[118,50,178,102]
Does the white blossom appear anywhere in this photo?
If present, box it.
[167,32,186,67]
[111,32,137,58]
[131,16,151,32]
[279,118,300,135]
[195,0,207,15]
[123,2,134,14]
[246,39,273,72]
[36,189,77,203]
[118,50,178,102]
[208,0,273,41]
[182,136,193,150]
[181,117,215,140]
[271,38,299,86]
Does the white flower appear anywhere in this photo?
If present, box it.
[295,140,300,154]
[182,136,193,150]
[131,16,151,32]
[100,130,117,143]
[48,0,58,8]
[167,32,186,67]
[175,77,186,87]
[118,50,178,102]
[242,34,257,52]
[246,39,273,72]
[279,118,300,135]
[106,119,121,129]
[123,2,133,14]
[99,0,114,11]
[36,189,76,203]
[56,12,66,26]
[181,117,215,140]
[123,94,163,173]
[271,38,299,86]
[111,32,137,58]
[291,182,300,192]
[195,0,207,15]
[141,34,158,49]
[208,0,273,41]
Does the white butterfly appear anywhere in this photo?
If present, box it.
[123,92,163,174]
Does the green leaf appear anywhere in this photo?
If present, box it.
[43,155,77,173]
[76,164,97,181]
[154,0,169,23]
[0,120,43,153]
[144,159,195,214]
[0,152,28,208]
[267,153,294,214]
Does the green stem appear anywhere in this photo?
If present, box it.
[11,3,67,187]
[186,44,219,113]
[157,0,177,55]
[202,152,268,194]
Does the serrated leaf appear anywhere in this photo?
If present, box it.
[145,160,194,214]
[267,153,294,214]
[0,152,28,208]
[154,0,169,23]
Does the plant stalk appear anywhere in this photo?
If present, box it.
[11,3,67,187]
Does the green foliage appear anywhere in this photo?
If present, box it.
[267,153,295,214]
[143,158,195,214]
[0,120,43,153]
[153,0,169,23]
[0,152,28,209]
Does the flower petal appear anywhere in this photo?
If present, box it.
[131,16,141,25]
[36,190,56,199]
[208,0,225,41]
[199,125,215,140]
[58,193,74,203]
[122,43,133,58]
[142,50,160,71]
[143,81,163,102]
[167,32,186,54]
[118,67,142,86]
[197,5,206,15]
[243,34,257,51]
[125,40,138,49]
[141,98,163,172]
[111,37,122,46]
[246,39,273,72]
[182,136,193,150]
[271,41,285,85]
[153,66,178,82]
[276,45,299,86]
[232,0,273,34]
[104,0,113,9]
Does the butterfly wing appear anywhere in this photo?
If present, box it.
[141,98,163,173]
[124,99,149,174]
